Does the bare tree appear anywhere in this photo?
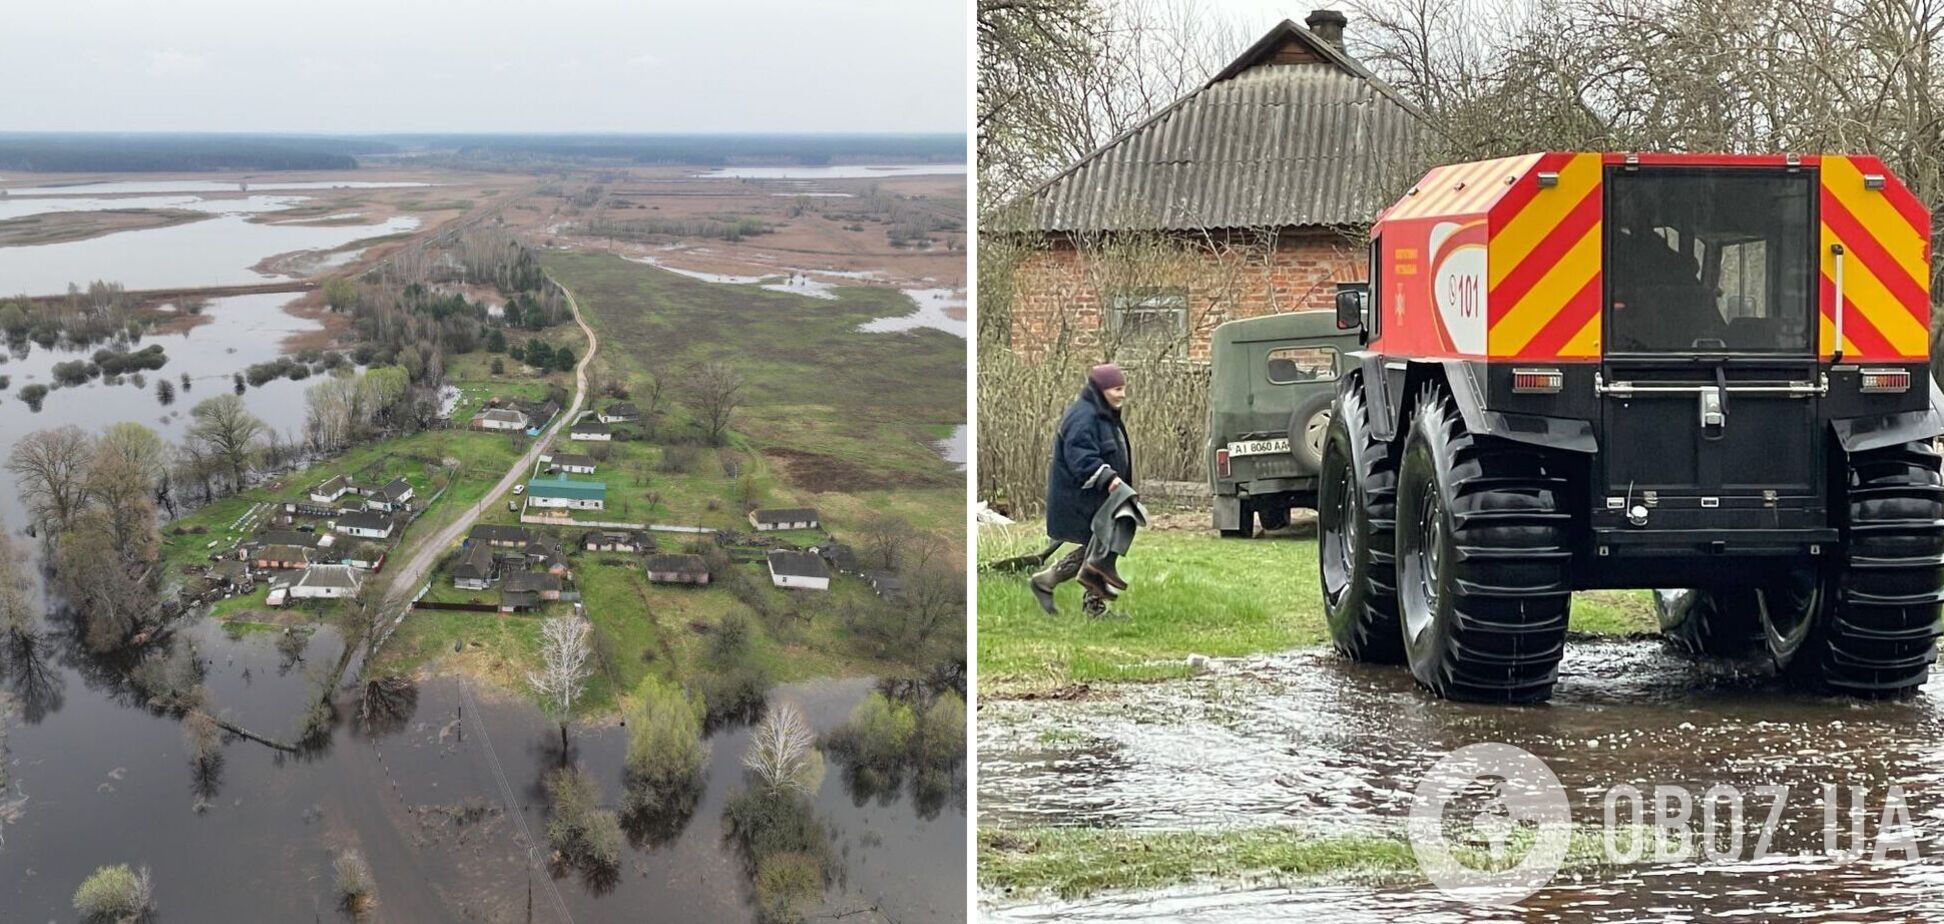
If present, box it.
[5,426,95,533]
[0,520,31,642]
[186,394,266,491]
[743,702,823,797]
[686,362,745,446]
[527,613,593,758]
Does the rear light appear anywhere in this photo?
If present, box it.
[1512,368,1564,394]
[1216,448,1231,478]
[1860,368,1912,393]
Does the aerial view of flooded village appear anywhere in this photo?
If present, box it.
[0,4,969,921]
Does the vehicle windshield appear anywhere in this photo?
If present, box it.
[1606,170,1815,354]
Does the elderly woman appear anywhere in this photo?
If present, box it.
[1030,363,1138,616]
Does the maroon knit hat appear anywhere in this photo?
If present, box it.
[1088,363,1125,390]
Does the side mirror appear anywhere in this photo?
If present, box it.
[1335,283,1368,331]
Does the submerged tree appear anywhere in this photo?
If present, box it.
[71,863,153,922]
[5,425,94,534]
[185,393,265,491]
[0,521,32,643]
[744,702,823,798]
[527,613,593,758]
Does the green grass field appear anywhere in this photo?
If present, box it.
[977,520,1657,696]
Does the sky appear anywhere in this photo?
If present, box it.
[0,0,967,134]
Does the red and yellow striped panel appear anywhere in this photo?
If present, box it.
[1818,155,1931,360]
[1486,152,1604,359]
[1382,153,1542,223]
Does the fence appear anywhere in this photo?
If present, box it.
[411,600,500,613]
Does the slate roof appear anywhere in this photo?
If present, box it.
[1019,18,1436,233]
[297,564,362,591]
[335,511,393,533]
[643,553,709,576]
[452,543,497,581]
[470,524,531,544]
[767,550,832,579]
[751,507,819,526]
[504,570,562,594]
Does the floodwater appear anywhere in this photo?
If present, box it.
[690,164,968,180]
[980,639,1944,920]
[1,614,964,922]
[867,288,967,338]
[0,292,330,533]
[0,193,312,221]
[0,205,418,295]
[0,179,429,196]
[936,425,968,469]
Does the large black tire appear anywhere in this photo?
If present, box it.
[1318,377,1403,662]
[1800,441,1944,697]
[1655,588,1763,657]
[1395,383,1572,702]
[1257,504,1292,532]
[1289,392,1335,473]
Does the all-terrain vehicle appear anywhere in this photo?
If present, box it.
[1207,311,1363,537]
[1321,152,1944,702]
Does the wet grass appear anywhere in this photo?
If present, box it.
[979,827,1417,900]
[980,824,1674,902]
[978,521,1659,696]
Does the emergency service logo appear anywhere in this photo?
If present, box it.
[1406,742,1573,905]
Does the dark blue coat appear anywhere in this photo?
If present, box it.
[1045,384,1134,544]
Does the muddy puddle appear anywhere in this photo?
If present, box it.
[980,638,1944,920]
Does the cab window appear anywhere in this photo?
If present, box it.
[1266,345,1338,384]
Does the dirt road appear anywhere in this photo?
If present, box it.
[358,279,597,658]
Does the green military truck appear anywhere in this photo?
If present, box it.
[1208,311,1361,537]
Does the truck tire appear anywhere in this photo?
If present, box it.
[1288,392,1335,473]
[1654,588,1763,657]
[1396,382,1573,702]
[1318,378,1403,662]
[1804,441,1944,697]
[1258,503,1291,532]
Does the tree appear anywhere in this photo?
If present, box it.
[860,513,914,572]
[527,613,593,757]
[155,377,175,405]
[323,276,360,312]
[625,676,709,794]
[334,849,376,917]
[6,426,95,533]
[98,422,167,487]
[554,345,576,373]
[743,702,823,797]
[484,327,507,353]
[84,442,159,555]
[186,394,265,491]
[686,361,745,446]
[490,357,505,375]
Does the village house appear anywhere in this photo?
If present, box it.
[525,532,572,575]
[525,476,606,511]
[365,477,415,512]
[767,550,832,591]
[505,570,563,601]
[284,499,337,518]
[520,399,562,426]
[866,571,905,600]
[469,523,530,548]
[308,474,360,504]
[1001,12,1434,362]
[541,452,597,475]
[451,543,498,590]
[644,553,710,585]
[815,542,861,575]
[749,507,820,532]
[582,529,649,553]
[290,564,363,600]
[253,544,314,570]
[335,542,387,571]
[569,418,613,442]
[334,511,396,540]
[598,402,639,424]
[475,407,529,432]
[498,589,540,613]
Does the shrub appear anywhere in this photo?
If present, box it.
[753,851,824,924]
[723,787,828,871]
[334,849,375,916]
[711,611,752,661]
[839,693,915,768]
[624,676,708,794]
[700,663,772,726]
[17,383,48,411]
[545,767,622,872]
[918,691,966,768]
[72,864,152,921]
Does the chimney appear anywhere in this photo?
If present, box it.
[1305,9,1348,53]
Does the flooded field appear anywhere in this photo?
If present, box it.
[2,615,964,922]
[690,165,968,180]
[0,179,429,196]
[979,639,1944,920]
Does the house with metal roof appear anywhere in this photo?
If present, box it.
[1001,11,1436,361]
[767,550,831,590]
[524,476,606,511]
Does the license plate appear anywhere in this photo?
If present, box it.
[1228,438,1289,457]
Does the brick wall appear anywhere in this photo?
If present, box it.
[1006,228,1364,362]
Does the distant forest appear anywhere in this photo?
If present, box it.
[0,132,967,173]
